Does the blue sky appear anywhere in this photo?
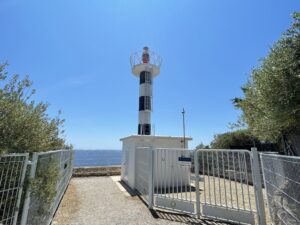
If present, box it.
[0,0,299,149]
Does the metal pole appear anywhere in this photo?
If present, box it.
[182,108,186,148]
[251,147,266,225]
[194,150,201,218]
[20,153,38,225]
[148,147,154,209]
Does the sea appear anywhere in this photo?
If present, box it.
[74,150,122,167]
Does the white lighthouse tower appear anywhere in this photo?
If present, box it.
[130,47,162,135]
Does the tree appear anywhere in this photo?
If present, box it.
[0,63,70,154]
[233,13,300,144]
[210,129,259,149]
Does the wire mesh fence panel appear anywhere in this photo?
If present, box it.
[25,150,73,225]
[261,154,300,225]
[0,154,28,225]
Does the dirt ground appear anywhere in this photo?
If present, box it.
[52,176,232,225]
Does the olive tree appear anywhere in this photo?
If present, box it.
[233,13,300,146]
[0,63,69,154]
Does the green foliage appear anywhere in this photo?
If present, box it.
[233,12,300,141]
[195,142,210,149]
[210,129,259,149]
[0,63,70,154]
[30,159,60,216]
[28,152,74,224]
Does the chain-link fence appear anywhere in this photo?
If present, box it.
[0,154,28,225]
[260,153,300,225]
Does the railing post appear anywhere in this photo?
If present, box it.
[20,152,38,225]
[251,147,266,225]
[148,147,154,209]
[194,149,201,218]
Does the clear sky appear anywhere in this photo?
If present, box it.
[0,0,299,149]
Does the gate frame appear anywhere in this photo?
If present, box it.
[250,147,267,225]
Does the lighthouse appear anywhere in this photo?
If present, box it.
[130,47,162,135]
[121,47,192,191]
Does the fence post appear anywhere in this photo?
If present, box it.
[260,153,272,224]
[12,154,29,225]
[194,150,201,218]
[20,152,38,225]
[251,147,266,225]
[148,147,154,209]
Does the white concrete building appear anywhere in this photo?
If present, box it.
[121,135,192,189]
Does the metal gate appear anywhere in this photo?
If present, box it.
[194,148,266,225]
[152,148,195,213]
[138,147,268,224]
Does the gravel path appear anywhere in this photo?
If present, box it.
[52,176,229,225]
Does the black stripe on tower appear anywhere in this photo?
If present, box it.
[138,124,151,135]
[140,71,152,84]
[139,96,151,111]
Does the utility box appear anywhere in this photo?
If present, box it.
[120,135,192,190]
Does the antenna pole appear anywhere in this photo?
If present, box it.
[182,108,186,148]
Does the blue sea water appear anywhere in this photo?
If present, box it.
[74,150,122,167]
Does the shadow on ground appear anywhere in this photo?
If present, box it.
[149,209,233,225]
[118,180,138,196]
[117,181,233,225]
